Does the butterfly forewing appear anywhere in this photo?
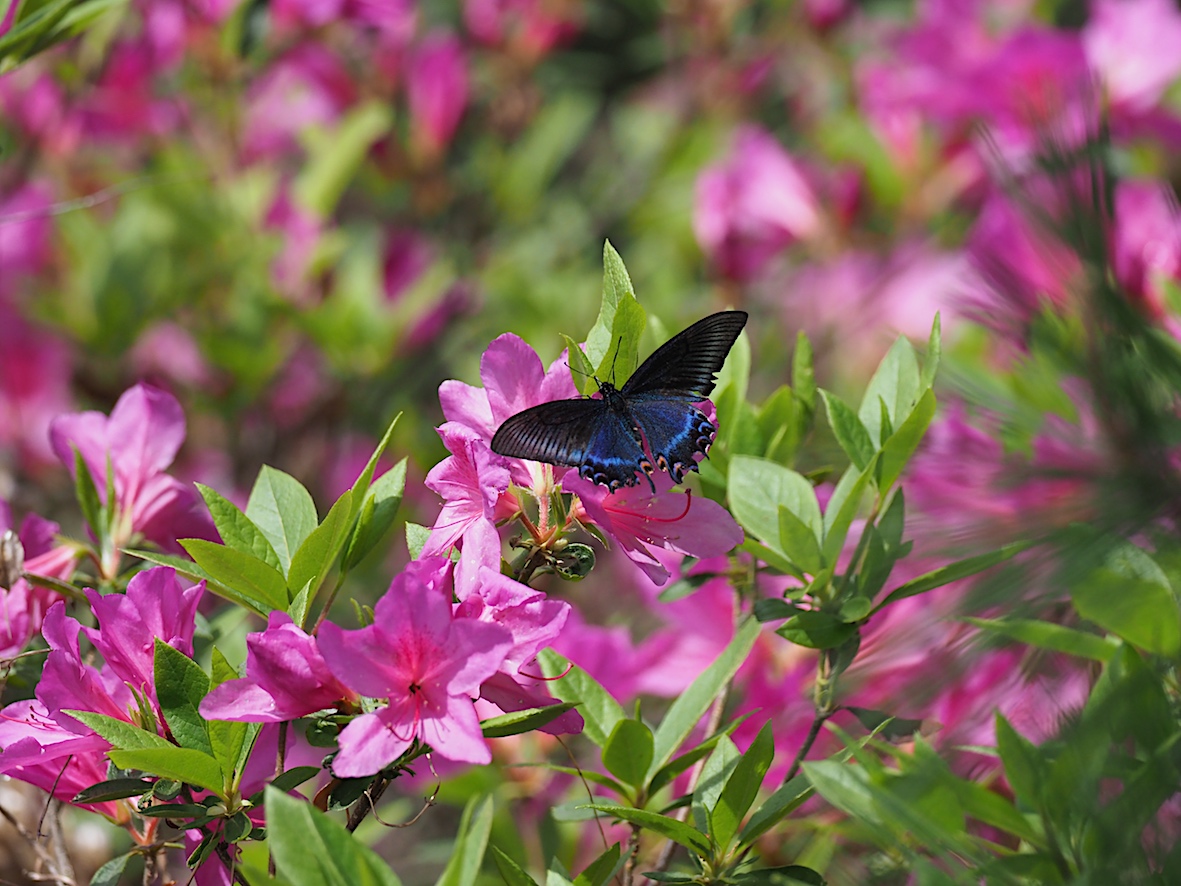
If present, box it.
[621,310,748,400]
[491,399,609,467]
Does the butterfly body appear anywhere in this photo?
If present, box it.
[490,311,748,491]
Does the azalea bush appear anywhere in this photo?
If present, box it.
[4,0,1181,885]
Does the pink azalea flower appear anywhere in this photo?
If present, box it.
[201,612,358,722]
[49,382,218,567]
[1111,179,1181,330]
[567,472,744,585]
[0,506,78,660]
[694,125,821,282]
[82,567,204,705]
[263,187,325,304]
[1083,0,1181,113]
[0,181,54,294]
[382,229,434,302]
[454,560,583,734]
[130,322,214,388]
[0,308,73,467]
[438,331,578,478]
[319,559,513,774]
[422,422,513,557]
[76,43,181,142]
[464,0,580,60]
[243,45,356,162]
[406,32,469,161]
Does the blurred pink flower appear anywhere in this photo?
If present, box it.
[201,611,358,722]
[1112,179,1181,330]
[77,43,181,142]
[0,507,77,660]
[0,182,54,294]
[694,125,821,281]
[383,229,434,301]
[49,382,218,567]
[130,322,213,388]
[319,559,513,774]
[464,0,581,59]
[406,32,469,161]
[1083,0,1181,112]
[0,71,80,156]
[243,46,356,162]
[267,343,332,428]
[264,187,325,303]
[0,309,73,467]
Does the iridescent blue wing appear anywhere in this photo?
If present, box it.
[621,310,748,400]
[490,399,648,490]
[629,400,717,484]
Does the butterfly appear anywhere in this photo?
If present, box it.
[490,311,748,492]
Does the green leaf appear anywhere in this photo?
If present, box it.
[491,847,540,886]
[711,722,774,852]
[822,462,871,565]
[89,851,136,886]
[582,804,710,856]
[792,332,816,416]
[436,795,494,886]
[72,777,154,805]
[951,777,1043,846]
[584,240,637,375]
[963,617,1116,661]
[246,466,319,576]
[480,703,580,738]
[538,650,625,748]
[154,640,213,758]
[820,390,874,470]
[107,747,225,795]
[693,735,740,834]
[561,334,598,394]
[197,484,283,572]
[873,541,1032,612]
[287,493,353,600]
[777,611,857,649]
[343,459,407,570]
[738,775,813,848]
[650,618,760,777]
[920,313,942,391]
[121,548,259,614]
[405,522,431,559]
[72,447,105,540]
[740,539,805,579]
[648,715,752,796]
[779,507,823,576]
[64,711,171,750]
[1071,566,1181,657]
[594,294,646,386]
[859,336,920,446]
[994,714,1043,809]
[266,787,401,886]
[879,388,936,491]
[294,102,393,216]
[602,718,655,788]
[729,456,822,549]
[735,866,825,886]
[180,539,289,612]
[574,844,623,886]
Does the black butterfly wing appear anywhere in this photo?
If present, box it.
[628,400,717,484]
[490,398,648,490]
[621,310,748,400]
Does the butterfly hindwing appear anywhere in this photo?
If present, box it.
[621,310,748,400]
[490,398,648,488]
[629,400,716,483]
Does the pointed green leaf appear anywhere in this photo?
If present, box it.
[480,702,580,738]
[963,617,1116,661]
[585,240,636,372]
[1072,566,1181,656]
[879,388,936,491]
[436,795,494,886]
[995,714,1043,809]
[859,336,920,446]
[343,458,408,571]
[491,847,540,886]
[287,493,352,600]
[711,722,775,852]
[729,456,821,548]
[822,462,872,564]
[650,618,760,777]
[573,843,622,886]
[738,775,813,848]
[561,334,598,395]
[246,467,318,575]
[778,506,823,576]
[820,390,874,470]
[873,541,1032,612]
[154,640,213,757]
[538,650,625,748]
[72,447,104,540]
[197,483,282,572]
[266,786,401,886]
[72,778,154,805]
[107,747,225,795]
[294,102,393,216]
[920,313,941,391]
[602,718,654,788]
[64,711,171,750]
[582,804,710,856]
[776,611,857,650]
[89,852,136,886]
[180,539,289,612]
[594,294,646,385]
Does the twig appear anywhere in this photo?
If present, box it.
[0,800,74,886]
[557,735,611,851]
[346,776,391,832]
[782,711,832,786]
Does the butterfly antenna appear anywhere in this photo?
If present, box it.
[608,335,623,385]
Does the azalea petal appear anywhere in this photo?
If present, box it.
[107,383,187,501]
[332,710,414,778]
[418,694,490,764]
[318,621,408,699]
[443,618,513,696]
